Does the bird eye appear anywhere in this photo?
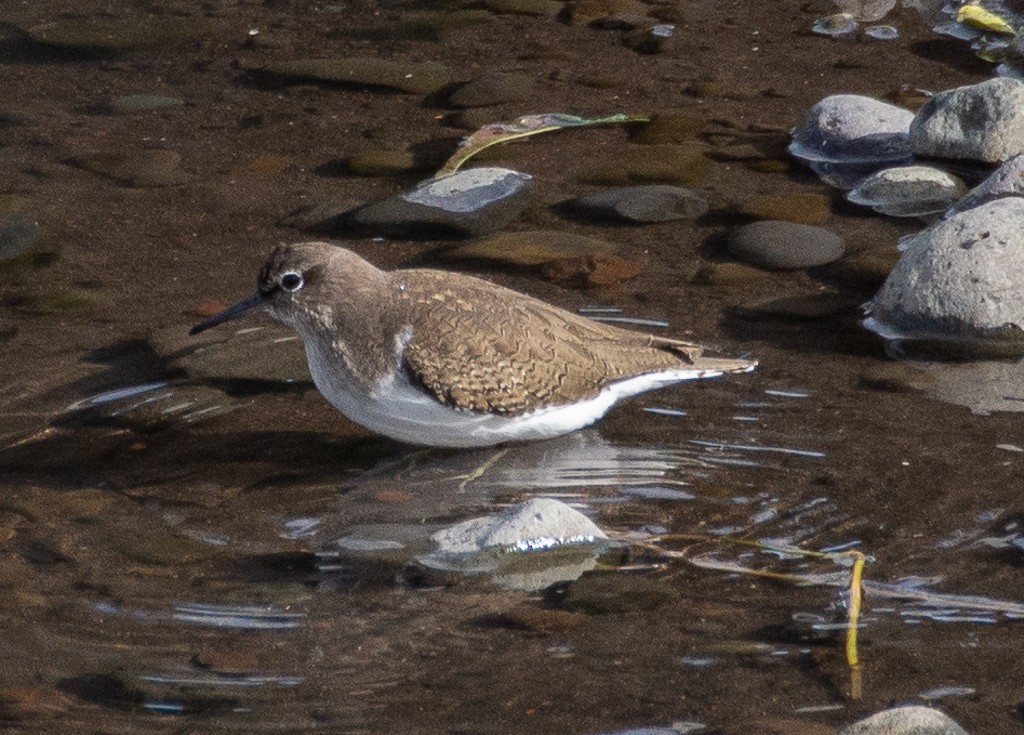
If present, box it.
[280,272,304,292]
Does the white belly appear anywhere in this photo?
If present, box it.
[302,339,727,448]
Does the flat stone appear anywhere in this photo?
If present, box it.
[730,292,856,321]
[867,198,1024,341]
[439,230,617,266]
[789,94,914,164]
[448,71,535,108]
[728,221,845,270]
[847,165,966,217]
[541,253,643,287]
[578,143,711,186]
[946,153,1024,217]
[911,77,1024,163]
[572,185,707,223]
[737,192,832,225]
[262,57,450,95]
[430,498,607,554]
[349,167,534,237]
[74,150,190,187]
[837,706,968,735]
[26,16,215,55]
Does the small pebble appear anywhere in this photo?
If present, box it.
[572,185,708,223]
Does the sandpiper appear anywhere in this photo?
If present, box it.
[191,241,756,448]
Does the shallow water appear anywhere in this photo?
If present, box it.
[2,2,1024,734]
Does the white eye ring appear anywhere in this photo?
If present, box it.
[280,271,304,292]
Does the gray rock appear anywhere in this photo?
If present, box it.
[868,198,1024,340]
[789,94,914,164]
[572,185,707,223]
[946,153,1024,217]
[262,57,450,95]
[837,705,968,735]
[349,167,534,237]
[911,77,1024,162]
[448,71,535,108]
[430,497,607,554]
[727,220,845,270]
[108,94,185,113]
[846,165,966,217]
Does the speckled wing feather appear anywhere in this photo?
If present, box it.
[395,269,751,415]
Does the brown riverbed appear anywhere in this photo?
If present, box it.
[1,2,1023,734]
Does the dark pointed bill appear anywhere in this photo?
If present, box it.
[190,291,266,335]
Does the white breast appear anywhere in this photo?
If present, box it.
[301,337,727,448]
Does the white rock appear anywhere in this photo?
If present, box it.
[847,165,966,217]
[911,77,1024,162]
[868,198,1024,340]
[837,705,969,735]
[946,153,1024,217]
[789,94,914,164]
[430,497,607,554]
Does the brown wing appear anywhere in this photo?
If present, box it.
[395,269,748,415]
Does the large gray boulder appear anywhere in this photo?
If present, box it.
[868,198,1024,341]
[910,77,1024,162]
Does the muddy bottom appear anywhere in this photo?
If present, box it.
[1,2,1023,734]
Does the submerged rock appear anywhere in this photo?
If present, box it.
[261,57,450,94]
[349,167,534,237]
[26,16,214,55]
[911,77,1024,162]
[846,165,967,217]
[107,94,185,113]
[571,185,707,223]
[447,71,535,108]
[74,150,190,187]
[867,198,1024,345]
[837,705,968,735]
[727,220,845,270]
